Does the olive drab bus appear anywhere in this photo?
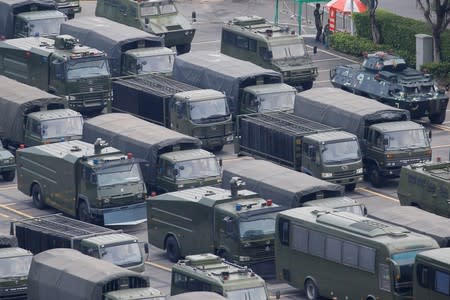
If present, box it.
[275,207,439,300]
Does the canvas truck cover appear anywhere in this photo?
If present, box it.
[172,51,282,115]
[222,158,344,208]
[0,76,65,143]
[0,0,56,38]
[60,17,163,77]
[83,113,201,185]
[369,206,450,247]
[28,248,149,300]
[294,87,410,138]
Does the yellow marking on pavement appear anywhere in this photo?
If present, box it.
[0,184,17,191]
[433,144,450,149]
[432,124,450,132]
[145,261,172,272]
[0,212,9,218]
[0,203,33,218]
[355,187,399,203]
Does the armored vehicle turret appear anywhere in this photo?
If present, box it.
[330,51,448,124]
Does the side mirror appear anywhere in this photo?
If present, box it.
[313,46,317,54]
[363,205,368,216]
[383,137,389,145]
[145,17,149,24]
[144,243,149,254]
[275,290,281,299]
[386,257,401,280]
[173,169,179,177]
[219,158,223,167]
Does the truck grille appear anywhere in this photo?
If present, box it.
[334,169,356,178]
[103,195,144,208]
[193,125,227,139]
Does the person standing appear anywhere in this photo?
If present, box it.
[314,3,323,42]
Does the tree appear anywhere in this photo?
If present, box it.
[416,0,450,62]
[361,0,381,43]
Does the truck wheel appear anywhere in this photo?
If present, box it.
[345,183,356,192]
[32,184,46,209]
[78,201,93,223]
[176,44,191,55]
[1,170,15,182]
[304,279,319,300]
[429,111,446,124]
[369,166,384,188]
[166,236,181,262]
[302,81,313,91]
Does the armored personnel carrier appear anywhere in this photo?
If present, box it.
[330,51,448,124]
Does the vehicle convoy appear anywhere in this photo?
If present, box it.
[369,206,450,247]
[330,51,449,124]
[171,253,269,299]
[16,139,147,226]
[0,235,33,300]
[95,0,195,54]
[0,0,67,39]
[0,141,15,182]
[294,87,432,187]
[172,51,297,117]
[10,214,147,272]
[221,15,317,91]
[60,17,176,77]
[28,248,166,300]
[112,74,233,151]
[0,75,83,150]
[83,113,222,193]
[413,248,450,300]
[397,161,450,218]
[222,158,367,215]
[235,111,363,190]
[147,178,285,277]
[0,35,111,114]
[275,207,440,300]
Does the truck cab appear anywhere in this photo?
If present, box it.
[241,83,296,114]
[123,47,175,76]
[12,10,67,38]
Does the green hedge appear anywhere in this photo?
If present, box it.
[421,62,450,86]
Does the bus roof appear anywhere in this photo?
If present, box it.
[416,248,450,266]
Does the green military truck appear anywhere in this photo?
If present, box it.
[0,75,83,150]
[0,0,67,39]
[235,111,363,191]
[172,51,297,117]
[28,248,166,300]
[0,35,111,114]
[171,253,269,299]
[95,0,195,54]
[16,139,147,226]
[0,235,33,300]
[112,74,233,151]
[83,113,223,194]
[398,161,450,218]
[11,214,147,272]
[221,15,317,91]
[147,178,285,278]
[60,17,176,77]
[0,141,15,181]
[294,87,432,187]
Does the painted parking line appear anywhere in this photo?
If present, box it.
[0,184,17,191]
[145,260,172,272]
[0,203,33,218]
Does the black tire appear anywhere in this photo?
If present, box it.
[369,165,384,188]
[176,44,191,55]
[304,279,319,300]
[77,201,93,223]
[32,184,46,209]
[302,81,314,91]
[345,183,356,192]
[2,170,15,182]
[429,111,446,124]
[166,236,181,262]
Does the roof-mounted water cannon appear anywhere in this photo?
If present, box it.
[94,138,109,155]
[54,35,78,50]
[229,177,246,199]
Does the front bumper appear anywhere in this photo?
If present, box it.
[159,29,196,48]
[0,164,15,173]
[327,174,363,186]
[200,134,233,150]
[66,91,110,113]
[90,202,147,226]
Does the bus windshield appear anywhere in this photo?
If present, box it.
[226,286,268,300]
[97,163,142,187]
[189,98,230,123]
[41,116,83,139]
[258,91,295,112]
[137,54,174,74]
[101,243,142,268]
[67,58,110,79]
[391,250,423,294]
[0,256,32,277]
[385,129,428,150]
[239,213,276,240]
[28,17,66,37]
[321,140,361,164]
[175,158,221,180]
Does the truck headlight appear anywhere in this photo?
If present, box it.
[356,168,363,174]
[102,198,110,203]
[321,172,333,178]
[65,95,76,101]
[226,135,233,142]
[239,256,251,262]
[178,184,184,188]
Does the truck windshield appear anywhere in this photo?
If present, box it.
[391,250,424,294]
[67,58,109,79]
[321,140,361,164]
[140,2,176,16]
[41,116,83,139]
[175,158,220,180]
[0,256,32,277]
[28,18,66,37]
[269,42,306,59]
[97,163,142,187]
[101,243,142,268]
[239,213,276,240]
[258,91,295,112]
[189,98,230,123]
[226,286,268,300]
[137,55,174,74]
[385,129,428,150]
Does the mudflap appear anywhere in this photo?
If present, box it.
[247,259,276,280]
[103,202,147,226]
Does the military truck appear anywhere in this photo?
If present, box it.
[0,235,33,300]
[222,158,367,215]
[171,253,269,298]
[235,111,363,190]
[28,248,166,300]
[60,17,177,77]
[95,0,195,55]
[0,141,15,181]
[294,87,432,187]
[83,113,222,193]
[0,35,111,114]
[0,75,83,150]
[0,0,67,39]
[10,214,147,272]
[147,179,285,278]
[112,74,233,151]
[173,51,297,117]
[16,139,147,226]
[398,161,450,218]
[330,51,449,124]
[221,15,317,91]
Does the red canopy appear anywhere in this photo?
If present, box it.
[326,0,368,13]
